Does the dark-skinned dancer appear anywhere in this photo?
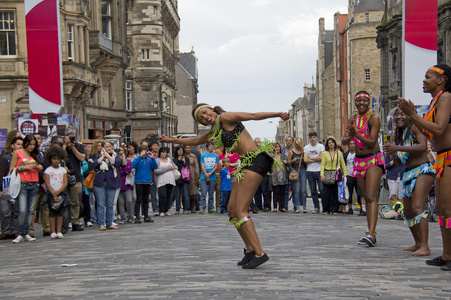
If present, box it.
[160,104,289,269]
[342,91,385,247]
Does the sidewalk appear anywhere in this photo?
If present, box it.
[0,202,449,299]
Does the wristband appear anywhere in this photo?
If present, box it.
[18,166,25,172]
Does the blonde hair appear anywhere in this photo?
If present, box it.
[389,194,402,205]
[90,140,104,156]
[294,137,303,150]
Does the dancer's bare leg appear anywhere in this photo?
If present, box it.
[403,174,434,255]
[227,170,265,256]
[436,168,451,260]
[358,166,382,238]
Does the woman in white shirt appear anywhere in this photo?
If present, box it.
[154,147,178,216]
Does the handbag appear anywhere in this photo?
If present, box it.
[181,166,190,182]
[2,168,21,201]
[323,170,337,185]
[83,170,96,189]
[68,174,77,186]
[125,173,134,185]
[173,169,181,181]
[323,151,338,185]
[289,151,301,181]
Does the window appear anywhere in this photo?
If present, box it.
[365,69,371,81]
[101,1,112,39]
[67,24,74,61]
[153,6,157,16]
[141,49,150,61]
[126,82,132,111]
[365,13,369,22]
[0,11,16,56]
[125,6,129,24]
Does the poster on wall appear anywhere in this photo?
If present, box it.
[18,119,39,136]
[38,126,48,136]
[57,114,71,125]
[0,129,7,153]
[57,125,66,136]
[47,113,57,125]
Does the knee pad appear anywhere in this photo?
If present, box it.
[228,216,250,228]
[404,211,428,228]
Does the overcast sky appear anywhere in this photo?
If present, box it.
[178,0,348,140]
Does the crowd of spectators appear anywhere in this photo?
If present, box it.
[0,129,406,243]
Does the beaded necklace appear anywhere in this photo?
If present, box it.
[352,111,372,149]
[423,90,443,141]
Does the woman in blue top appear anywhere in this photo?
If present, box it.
[91,141,122,231]
[132,145,158,223]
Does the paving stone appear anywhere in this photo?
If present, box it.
[1,201,450,299]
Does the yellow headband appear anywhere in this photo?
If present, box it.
[428,66,445,75]
[355,93,370,100]
[194,105,212,122]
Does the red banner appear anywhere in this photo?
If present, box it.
[403,0,438,106]
[25,0,63,113]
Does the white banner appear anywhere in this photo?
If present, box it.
[402,0,438,106]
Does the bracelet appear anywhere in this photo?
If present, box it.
[18,166,25,172]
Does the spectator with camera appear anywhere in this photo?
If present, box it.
[63,128,85,232]
[132,145,158,223]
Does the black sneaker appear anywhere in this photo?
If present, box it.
[358,211,366,216]
[135,217,142,223]
[242,253,269,269]
[426,256,451,266]
[441,261,451,271]
[61,228,68,234]
[144,216,154,223]
[237,249,255,266]
[346,208,354,214]
[72,224,84,231]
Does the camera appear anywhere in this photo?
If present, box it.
[114,149,121,154]
[69,136,76,143]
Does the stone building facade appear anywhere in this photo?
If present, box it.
[0,0,128,139]
[377,0,451,133]
[125,0,179,142]
[296,84,316,143]
[0,0,180,142]
[175,49,198,136]
[316,18,335,141]
[335,12,349,137]
[345,0,384,120]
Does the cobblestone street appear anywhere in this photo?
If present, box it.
[1,203,450,299]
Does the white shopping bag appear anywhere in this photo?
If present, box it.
[2,168,21,201]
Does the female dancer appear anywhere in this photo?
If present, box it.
[342,91,384,247]
[384,108,435,256]
[398,64,451,271]
[160,104,289,268]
